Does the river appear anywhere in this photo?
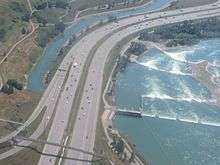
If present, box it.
[27,0,174,92]
[114,39,220,165]
[26,0,220,164]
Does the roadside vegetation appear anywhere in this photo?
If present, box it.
[168,0,217,10]
[127,41,146,55]
[139,17,220,47]
[0,0,67,136]
[1,79,23,95]
[72,0,150,17]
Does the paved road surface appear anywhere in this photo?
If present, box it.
[1,0,220,162]
[64,6,220,165]
[37,3,220,165]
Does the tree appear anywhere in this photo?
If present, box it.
[68,34,76,45]
[7,79,23,90]
[35,2,47,10]
[7,79,17,87]
[55,0,68,9]
[41,17,48,26]
[21,27,26,34]
[0,28,6,41]
[111,137,125,155]
[32,12,47,25]
[36,30,50,47]
[127,42,146,55]
[129,151,135,162]
[8,85,14,94]
[115,138,124,154]
[1,84,14,95]
[22,12,31,22]
[15,83,23,90]
[55,21,65,33]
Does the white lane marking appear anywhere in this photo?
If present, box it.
[58,136,69,165]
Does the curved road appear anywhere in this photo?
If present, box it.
[38,2,220,165]
[1,1,220,163]
[63,5,220,165]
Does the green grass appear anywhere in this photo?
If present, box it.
[29,47,43,69]
[0,0,30,50]
[32,7,66,24]
[70,0,128,10]
[0,91,40,137]
[67,0,150,18]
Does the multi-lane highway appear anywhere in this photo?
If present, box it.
[39,4,220,165]
[1,1,220,164]
[63,5,220,165]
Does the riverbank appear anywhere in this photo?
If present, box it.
[112,37,220,164]
[0,0,177,162]
[102,33,220,164]
[192,60,220,106]
[100,34,148,164]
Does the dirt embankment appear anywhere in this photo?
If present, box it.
[192,60,220,105]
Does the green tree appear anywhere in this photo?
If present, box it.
[0,28,6,41]
[55,21,65,33]
[21,27,27,34]
[7,79,23,90]
[1,84,14,95]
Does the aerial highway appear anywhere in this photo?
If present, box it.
[1,1,220,164]
[38,4,220,165]
[1,0,219,145]
[63,7,220,165]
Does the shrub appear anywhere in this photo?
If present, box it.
[1,84,14,94]
[0,28,6,41]
[55,21,65,33]
[7,79,23,90]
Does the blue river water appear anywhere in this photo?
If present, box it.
[114,39,220,165]
[27,0,174,92]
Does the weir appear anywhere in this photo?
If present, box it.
[142,113,220,127]
[116,107,220,127]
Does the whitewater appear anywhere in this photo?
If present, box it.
[114,39,220,165]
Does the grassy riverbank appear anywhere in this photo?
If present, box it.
[0,0,69,138]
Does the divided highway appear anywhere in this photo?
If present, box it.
[39,4,220,165]
[1,1,220,164]
[63,6,220,165]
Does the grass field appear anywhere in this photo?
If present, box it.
[0,0,43,137]
[69,0,150,18]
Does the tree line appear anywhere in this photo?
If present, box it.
[1,79,23,95]
[139,18,220,47]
